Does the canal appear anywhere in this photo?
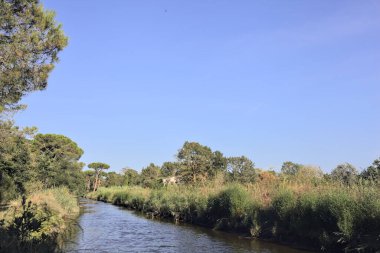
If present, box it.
[63,199,312,253]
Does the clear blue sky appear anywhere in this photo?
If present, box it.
[15,0,380,173]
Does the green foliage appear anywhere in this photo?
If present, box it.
[0,173,18,203]
[353,189,380,250]
[88,162,110,192]
[317,192,357,238]
[0,188,79,252]
[32,134,85,195]
[86,142,378,252]
[89,186,150,211]
[122,168,140,186]
[265,188,380,251]
[0,0,68,108]
[361,157,380,184]
[90,180,380,253]
[226,156,256,183]
[33,134,84,161]
[0,2,83,251]
[88,162,110,170]
[207,184,251,231]
[177,141,214,183]
[0,121,86,203]
[0,121,33,202]
[281,161,302,176]
[211,151,227,176]
[103,172,125,187]
[140,163,161,188]
[272,189,296,222]
[160,161,179,177]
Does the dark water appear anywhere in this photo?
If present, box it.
[63,199,312,253]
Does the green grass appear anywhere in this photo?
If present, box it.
[88,181,380,252]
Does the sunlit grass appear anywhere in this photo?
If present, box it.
[89,178,380,252]
[0,187,79,252]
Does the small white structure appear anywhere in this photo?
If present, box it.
[162,176,180,186]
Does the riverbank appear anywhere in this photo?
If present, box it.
[87,183,380,252]
[0,187,79,253]
[64,198,311,253]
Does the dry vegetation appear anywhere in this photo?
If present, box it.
[0,188,79,253]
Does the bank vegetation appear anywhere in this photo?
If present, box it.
[88,142,380,253]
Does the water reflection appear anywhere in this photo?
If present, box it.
[63,199,311,253]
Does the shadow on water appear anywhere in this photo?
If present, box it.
[63,199,313,253]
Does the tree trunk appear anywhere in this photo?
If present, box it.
[93,170,99,192]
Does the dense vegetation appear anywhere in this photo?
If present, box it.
[0,0,67,110]
[0,188,79,253]
[1,1,379,252]
[0,125,86,204]
[88,142,380,253]
[0,1,82,252]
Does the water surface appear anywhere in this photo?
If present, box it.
[63,199,312,253]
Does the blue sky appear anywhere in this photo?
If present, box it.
[15,1,380,172]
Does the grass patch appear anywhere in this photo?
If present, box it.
[0,187,79,253]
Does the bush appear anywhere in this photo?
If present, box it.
[207,184,251,231]
[0,187,79,252]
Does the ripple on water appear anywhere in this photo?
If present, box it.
[63,199,313,253]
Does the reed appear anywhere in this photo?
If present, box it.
[88,179,380,252]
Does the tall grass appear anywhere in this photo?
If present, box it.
[0,187,79,253]
[88,179,380,252]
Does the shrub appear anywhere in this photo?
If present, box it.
[207,184,252,231]
[0,187,79,252]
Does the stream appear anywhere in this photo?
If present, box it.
[63,198,312,253]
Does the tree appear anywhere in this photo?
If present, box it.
[361,157,380,184]
[227,156,256,183]
[331,163,358,186]
[161,161,179,177]
[294,165,324,183]
[211,151,227,176]
[1,125,86,201]
[83,170,95,191]
[122,167,139,186]
[0,121,33,202]
[140,163,161,188]
[281,161,302,176]
[32,134,85,194]
[33,134,83,161]
[0,0,68,110]
[88,162,110,192]
[104,172,124,187]
[177,141,213,183]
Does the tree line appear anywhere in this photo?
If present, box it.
[0,125,86,203]
[0,0,80,204]
[85,141,380,190]
[0,2,87,251]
